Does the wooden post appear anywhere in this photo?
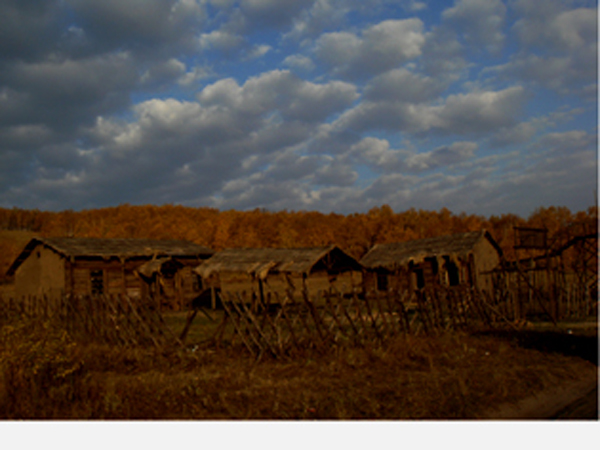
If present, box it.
[323,290,350,342]
[275,292,301,351]
[221,294,257,357]
[258,278,265,313]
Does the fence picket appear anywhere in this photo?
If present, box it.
[1,272,597,358]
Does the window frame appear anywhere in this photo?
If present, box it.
[90,269,104,295]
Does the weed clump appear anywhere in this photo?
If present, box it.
[0,318,88,418]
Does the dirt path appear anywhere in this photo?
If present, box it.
[553,384,598,419]
[480,372,598,420]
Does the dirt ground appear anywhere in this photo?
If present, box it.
[481,373,598,419]
[479,322,598,420]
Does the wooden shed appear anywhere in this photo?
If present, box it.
[5,237,214,309]
[360,230,502,293]
[195,246,363,303]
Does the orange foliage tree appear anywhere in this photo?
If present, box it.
[0,203,597,281]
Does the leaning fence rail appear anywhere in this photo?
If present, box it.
[1,272,596,358]
[0,293,181,348]
[210,286,505,358]
[209,276,598,358]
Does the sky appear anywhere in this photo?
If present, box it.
[0,0,597,218]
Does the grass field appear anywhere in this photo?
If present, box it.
[0,312,596,420]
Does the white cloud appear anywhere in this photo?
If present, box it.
[283,54,316,72]
[0,0,596,218]
[177,65,213,87]
[313,156,358,187]
[285,0,361,41]
[239,0,314,29]
[332,86,526,135]
[140,58,186,87]
[29,70,359,209]
[244,44,272,60]
[436,87,527,134]
[0,124,54,149]
[442,0,507,52]
[66,0,207,49]
[198,69,358,122]
[5,53,138,132]
[406,1,427,12]
[495,50,597,97]
[407,141,478,171]
[513,1,597,51]
[309,129,597,216]
[349,137,477,173]
[419,24,468,83]
[550,8,598,50]
[314,18,426,78]
[364,68,442,103]
[504,1,597,97]
[536,129,596,154]
[199,29,245,51]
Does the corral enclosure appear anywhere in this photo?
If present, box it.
[496,232,598,321]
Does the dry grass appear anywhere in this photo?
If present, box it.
[0,315,596,420]
[162,310,225,344]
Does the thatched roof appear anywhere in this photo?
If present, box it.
[135,257,184,278]
[360,230,502,270]
[6,237,214,276]
[195,245,362,279]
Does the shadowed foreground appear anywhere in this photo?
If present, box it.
[0,317,596,420]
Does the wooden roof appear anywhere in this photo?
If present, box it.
[136,257,183,278]
[195,245,362,279]
[6,237,214,276]
[360,230,502,270]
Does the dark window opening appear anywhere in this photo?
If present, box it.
[377,272,388,291]
[414,268,425,289]
[91,270,104,295]
[427,257,438,276]
[447,261,460,286]
[193,275,203,292]
[161,267,177,279]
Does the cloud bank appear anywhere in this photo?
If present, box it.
[0,0,596,217]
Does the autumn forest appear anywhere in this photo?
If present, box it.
[0,204,597,282]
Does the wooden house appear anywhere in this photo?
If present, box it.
[195,246,363,303]
[5,237,214,309]
[360,230,502,293]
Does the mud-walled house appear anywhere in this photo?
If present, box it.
[5,237,214,310]
[360,230,503,293]
[195,246,363,306]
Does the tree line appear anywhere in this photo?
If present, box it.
[0,204,597,280]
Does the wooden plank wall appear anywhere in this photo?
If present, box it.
[216,270,362,299]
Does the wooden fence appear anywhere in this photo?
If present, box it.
[210,286,518,358]
[491,262,597,323]
[0,293,180,348]
[210,271,599,358]
[1,270,596,357]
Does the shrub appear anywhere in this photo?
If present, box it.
[0,318,87,418]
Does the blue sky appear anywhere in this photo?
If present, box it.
[0,0,597,217]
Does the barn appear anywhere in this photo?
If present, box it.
[360,230,503,293]
[5,237,214,309]
[195,246,363,304]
